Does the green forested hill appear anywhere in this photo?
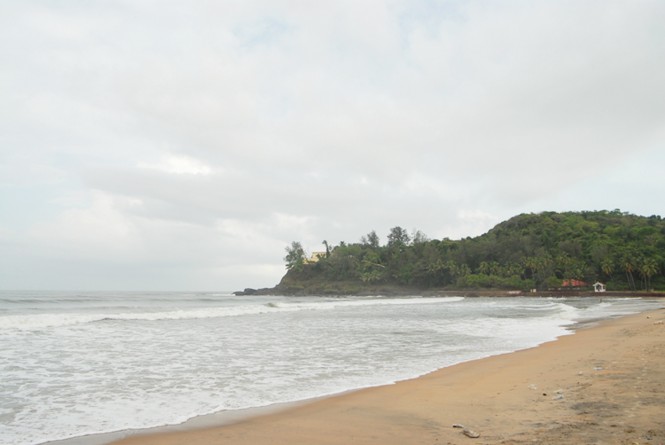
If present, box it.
[278,210,665,294]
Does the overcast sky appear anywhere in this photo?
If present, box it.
[1,1,664,291]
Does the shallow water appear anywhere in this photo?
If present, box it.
[0,291,661,445]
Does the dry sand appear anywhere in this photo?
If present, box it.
[111,308,665,445]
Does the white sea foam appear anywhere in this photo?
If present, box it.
[0,292,660,445]
[0,296,464,331]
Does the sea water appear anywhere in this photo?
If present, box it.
[0,291,661,445]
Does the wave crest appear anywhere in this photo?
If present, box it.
[0,296,465,331]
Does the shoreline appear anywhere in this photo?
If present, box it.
[237,285,665,298]
[42,399,319,445]
[38,313,587,445]
[102,304,665,445]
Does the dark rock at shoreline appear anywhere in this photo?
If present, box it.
[232,288,275,296]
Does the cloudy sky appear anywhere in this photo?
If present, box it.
[1,1,664,291]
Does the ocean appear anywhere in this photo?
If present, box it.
[0,291,661,445]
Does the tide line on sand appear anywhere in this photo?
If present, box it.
[108,306,665,445]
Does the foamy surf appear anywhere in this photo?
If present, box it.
[0,296,464,331]
[0,291,661,445]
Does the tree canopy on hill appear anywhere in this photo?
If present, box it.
[281,210,664,293]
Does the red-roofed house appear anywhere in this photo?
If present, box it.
[561,279,588,288]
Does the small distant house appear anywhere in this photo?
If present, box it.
[306,251,327,264]
[562,279,588,288]
[593,282,606,293]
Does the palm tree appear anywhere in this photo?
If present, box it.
[478,261,491,275]
[622,256,636,291]
[639,258,658,291]
[600,258,614,278]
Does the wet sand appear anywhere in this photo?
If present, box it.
[110,308,665,445]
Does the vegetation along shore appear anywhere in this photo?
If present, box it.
[238,210,665,296]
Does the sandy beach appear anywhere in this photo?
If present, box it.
[110,307,665,445]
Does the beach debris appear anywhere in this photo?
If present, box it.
[462,428,481,438]
[452,424,465,429]
[528,384,538,390]
[654,320,664,325]
[593,366,604,371]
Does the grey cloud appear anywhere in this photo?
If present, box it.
[2,1,664,290]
